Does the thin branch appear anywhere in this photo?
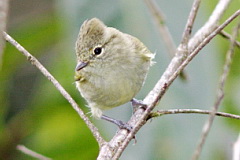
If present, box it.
[144,0,176,56]
[192,17,240,160]
[110,10,240,160]
[219,30,240,48]
[233,134,240,160]
[189,0,232,52]
[17,145,52,160]
[3,1,237,159]
[179,0,201,52]
[175,0,201,80]
[147,109,240,120]
[0,0,8,68]
[3,32,106,147]
[144,0,188,80]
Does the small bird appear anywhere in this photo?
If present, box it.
[75,18,154,129]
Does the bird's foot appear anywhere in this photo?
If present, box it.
[101,115,132,131]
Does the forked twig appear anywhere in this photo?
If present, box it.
[111,10,240,160]
[189,0,232,52]
[3,1,239,160]
[192,17,240,160]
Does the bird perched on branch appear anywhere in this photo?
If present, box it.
[75,18,154,129]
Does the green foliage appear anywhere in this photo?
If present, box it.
[0,6,98,160]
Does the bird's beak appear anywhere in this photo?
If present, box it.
[75,61,88,71]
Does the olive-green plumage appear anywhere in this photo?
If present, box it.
[75,18,154,118]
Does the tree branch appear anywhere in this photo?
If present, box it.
[17,145,52,160]
[192,16,240,160]
[4,0,239,159]
[111,10,240,160]
[144,0,176,56]
[147,109,240,120]
[219,30,240,48]
[3,32,106,147]
[179,0,201,52]
[99,0,240,158]
[189,0,231,52]
[144,0,188,80]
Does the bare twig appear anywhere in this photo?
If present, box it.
[179,0,201,53]
[174,0,201,79]
[189,0,231,52]
[233,134,240,160]
[192,17,240,160]
[3,32,106,147]
[148,109,240,120]
[17,145,52,160]
[219,30,240,48]
[4,1,238,160]
[175,0,201,81]
[0,0,8,68]
[110,10,240,160]
[106,7,240,160]
[144,0,176,56]
[144,0,188,80]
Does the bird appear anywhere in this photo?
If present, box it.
[75,18,154,129]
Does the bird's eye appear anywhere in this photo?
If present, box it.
[93,47,103,55]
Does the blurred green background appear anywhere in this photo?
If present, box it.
[0,0,239,159]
